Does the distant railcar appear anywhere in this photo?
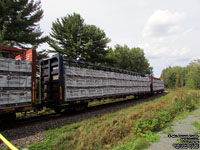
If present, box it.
[149,75,164,93]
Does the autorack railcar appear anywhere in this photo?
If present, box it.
[0,46,164,119]
[40,55,164,112]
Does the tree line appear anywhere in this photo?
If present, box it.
[0,0,151,75]
[161,59,200,89]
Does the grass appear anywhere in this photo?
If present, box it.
[25,89,200,150]
[162,126,174,134]
[192,121,200,135]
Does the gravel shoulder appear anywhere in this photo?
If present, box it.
[147,108,200,150]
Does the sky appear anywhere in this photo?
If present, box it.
[38,0,200,77]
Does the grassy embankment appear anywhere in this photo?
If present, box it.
[27,89,200,150]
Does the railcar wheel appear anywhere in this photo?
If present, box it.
[74,105,85,112]
[74,102,88,112]
[9,113,16,121]
[0,113,16,123]
[83,102,88,109]
[54,107,61,113]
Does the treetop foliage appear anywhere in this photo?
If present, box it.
[0,0,48,49]
[161,59,200,89]
[105,45,152,74]
[48,13,110,63]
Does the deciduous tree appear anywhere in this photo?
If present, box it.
[105,45,152,74]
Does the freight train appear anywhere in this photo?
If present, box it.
[0,46,164,120]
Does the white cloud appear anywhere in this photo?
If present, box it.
[139,43,192,60]
[139,41,194,77]
[143,10,186,39]
[139,9,196,77]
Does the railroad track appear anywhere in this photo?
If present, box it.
[0,92,167,146]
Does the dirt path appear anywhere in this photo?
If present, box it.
[147,109,200,150]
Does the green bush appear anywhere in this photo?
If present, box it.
[134,90,200,137]
[134,111,172,137]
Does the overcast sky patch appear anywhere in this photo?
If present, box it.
[142,10,186,38]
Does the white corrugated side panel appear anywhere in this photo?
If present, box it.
[90,70,96,77]
[118,80,123,86]
[147,87,151,91]
[19,76,27,87]
[81,68,87,77]
[116,80,120,86]
[0,75,9,87]
[128,75,132,80]
[20,61,27,72]
[130,81,134,86]
[79,89,88,97]
[94,79,102,87]
[127,80,131,86]
[96,88,103,96]
[19,92,27,103]
[103,71,109,78]
[65,76,76,87]
[107,79,113,86]
[133,87,136,93]
[8,59,32,72]
[123,80,128,86]
[9,91,19,104]
[0,58,9,71]
[70,89,80,98]
[120,80,125,86]
[103,87,109,95]
[26,91,32,102]
[85,68,92,77]
[65,89,71,99]
[114,87,119,93]
[87,78,95,87]
[9,59,20,72]
[0,91,9,105]
[26,76,32,87]
[8,76,19,87]
[64,65,153,100]
[99,70,105,78]
[76,78,86,87]
[26,61,32,72]
[88,89,97,97]
[93,69,98,77]
[120,87,124,93]
[64,66,72,75]
[9,91,31,104]
[79,68,86,76]
[111,79,115,86]
[74,67,83,76]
